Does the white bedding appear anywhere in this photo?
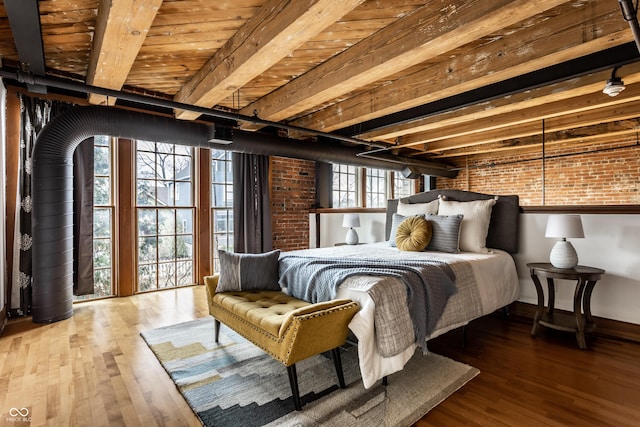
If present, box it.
[286,242,519,388]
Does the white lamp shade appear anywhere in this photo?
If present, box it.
[545,215,584,239]
[342,213,360,228]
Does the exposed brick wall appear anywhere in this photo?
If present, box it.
[269,140,639,251]
[271,157,316,251]
[438,141,640,206]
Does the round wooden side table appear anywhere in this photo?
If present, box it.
[527,262,605,350]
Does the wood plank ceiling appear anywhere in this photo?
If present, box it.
[1,0,639,173]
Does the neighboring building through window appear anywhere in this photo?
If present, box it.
[211,150,233,272]
[136,141,195,292]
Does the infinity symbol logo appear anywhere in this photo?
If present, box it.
[9,407,29,417]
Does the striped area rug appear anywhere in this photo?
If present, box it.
[141,316,479,427]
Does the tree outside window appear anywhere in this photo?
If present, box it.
[332,164,415,207]
[332,164,358,207]
[76,135,114,301]
[136,141,195,291]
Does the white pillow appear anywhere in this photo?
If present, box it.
[397,199,439,216]
[437,198,496,253]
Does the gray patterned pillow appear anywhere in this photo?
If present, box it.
[217,249,281,292]
[425,214,463,253]
[388,213,410,247]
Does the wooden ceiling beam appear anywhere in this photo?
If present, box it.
[240,0,569,125]
[430,120,640,159]
[173,0,366,120]
[397,71,640,148]
[291,0,629,135]
[86,0,163,105]
[358,61,640,144]
[413,101,640,155]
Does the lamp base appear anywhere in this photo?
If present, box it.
[549,240,578,269]
[345,228,359,245]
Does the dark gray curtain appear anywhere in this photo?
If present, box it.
[232,153,272,253]
[73,138,95,295]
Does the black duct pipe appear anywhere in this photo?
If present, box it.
[32,107,209,323]
[224,129,456,177]
[32,105,454,323]
[0,67,388,149]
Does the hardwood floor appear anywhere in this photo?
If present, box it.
[0,287,206,427]
[423,314,640,426]
[1,285,639,426]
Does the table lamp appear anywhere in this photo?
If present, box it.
[342,213,360,245]
[545,214,584,269]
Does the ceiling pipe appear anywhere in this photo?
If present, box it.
[619,0,640,54]
[0,68,389,149]
[0,68,456,178]
[227,129,457,178]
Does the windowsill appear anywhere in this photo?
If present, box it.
[310,207,386,214]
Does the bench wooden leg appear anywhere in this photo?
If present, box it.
[331,347,346,389]
[287,364,302,411]
[462,325,467,349]
[214,319,221,343]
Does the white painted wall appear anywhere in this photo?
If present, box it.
[513,213,640,325]
[310,212,387,247]
[310,211,640,325]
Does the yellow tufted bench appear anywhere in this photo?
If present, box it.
[204,274,360,410]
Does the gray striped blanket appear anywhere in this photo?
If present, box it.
[278,255,457,351]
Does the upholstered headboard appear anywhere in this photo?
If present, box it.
[386,189,520,254]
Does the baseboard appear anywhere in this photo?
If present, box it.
[509,301,640,344]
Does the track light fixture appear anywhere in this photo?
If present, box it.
[603,67,626,97]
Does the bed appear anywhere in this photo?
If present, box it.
[279,189,520,388]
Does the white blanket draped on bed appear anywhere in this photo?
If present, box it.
[282,243,519,388]
[279,255,458,351]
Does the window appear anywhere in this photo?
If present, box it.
[136,141,195,291]
[332,164,415,207]
[211,149,233,272]
[366,168,388,208]
[92,135,115,297]
[332,164,359,207]
[393,173,415,199]
[76,135,115,301]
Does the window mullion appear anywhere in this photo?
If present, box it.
[360,167,366,208]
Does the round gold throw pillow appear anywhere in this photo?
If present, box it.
[395,215,432,251]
